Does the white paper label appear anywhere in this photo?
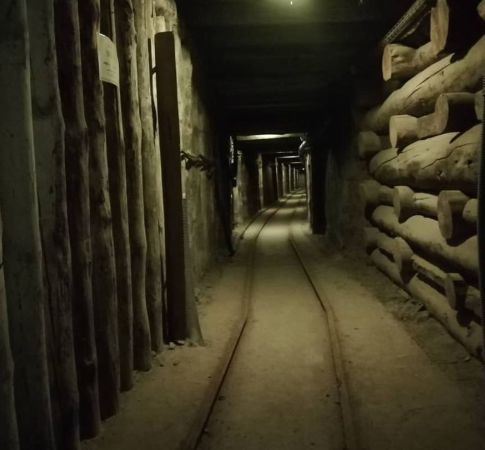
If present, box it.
[97,33,119,87]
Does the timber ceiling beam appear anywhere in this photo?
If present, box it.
[196,23,385,48]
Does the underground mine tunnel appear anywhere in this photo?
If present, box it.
[0,0,484,449]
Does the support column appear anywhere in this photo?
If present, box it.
[262,156,276,206]
[281,163,288,196]
[284,164,291,195]
[305,155,312,221]
[310,147,327,234]
[155,32,187,341]
[276,158,283,199]
[257,153,264,209]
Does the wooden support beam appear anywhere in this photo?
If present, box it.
[389,114,419,149]
[79,0,120,420]
[0,209,19,450]
[370,248,482,356]
[368,147,399,176]
[476,91,484,121]
[479,0,485,20]
[134,0,164,354]
[0,0,55,446]
[418,92,478,139]
[309,146,327,234]
[393,186,437,222]
[101,0,134,392]
[372,205,478,278]
[28,0,80,445]
[359,179,394,215]
[155,32,189,341]
[437,190,476,241]
[431,0,484,53]
[371,126,480,195]
[117,0,152,370]
[457,285,482,318]
[361,36,485,133]
[55,0,101,438]
[382,42,441,82]
[463,199,478,225]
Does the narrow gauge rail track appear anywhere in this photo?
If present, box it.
[181,195,358,450]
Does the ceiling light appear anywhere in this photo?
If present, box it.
[236,133,304,141]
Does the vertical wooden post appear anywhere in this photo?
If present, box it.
[276,158,283,199]
[100,0,134,392]
[0,210,19,450]
[0,1,55,448]
[305,154,312,220]
[54,0,101,438]
[257,154,265,208]
[310,146,327,234]
[155,32,187,341]
[116,0,152,370]
[78,0,120,419]
[134,0,164,352]
[262,156,276,205]
[147,0,167,320]
[27,0,80,447]
[284,164,290,195]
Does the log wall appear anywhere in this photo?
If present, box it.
[0,0,227,448]
[357,1,484,358]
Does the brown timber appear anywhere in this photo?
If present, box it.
[55,0,101,438]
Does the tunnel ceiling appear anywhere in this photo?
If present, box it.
[176,0,416,134]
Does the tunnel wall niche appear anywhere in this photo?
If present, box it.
[354,1,484,358]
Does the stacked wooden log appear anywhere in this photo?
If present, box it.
[358,0,484,358]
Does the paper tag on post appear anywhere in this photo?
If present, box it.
[97,33,119,87]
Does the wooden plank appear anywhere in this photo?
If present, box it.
[154,32,187,341]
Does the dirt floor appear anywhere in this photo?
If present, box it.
[82,195,484,450]
[291,195,485,450]
[198,200,343,450]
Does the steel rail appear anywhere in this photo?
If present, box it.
[288,196,359,450]
[183,193,358,450]
[181,198,289,450]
